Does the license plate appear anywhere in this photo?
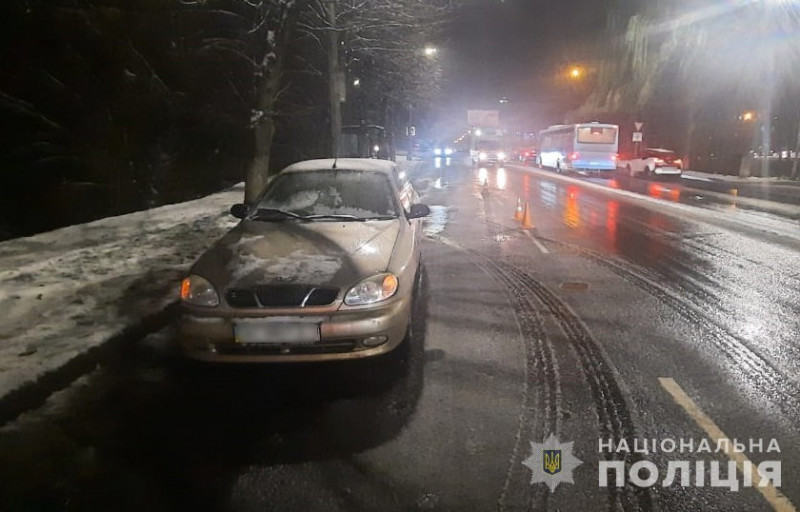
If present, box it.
[233,319,320,345]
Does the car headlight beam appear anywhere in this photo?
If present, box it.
[180,274,220,307]
[344,273,399,306]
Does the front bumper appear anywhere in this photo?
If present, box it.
[177,298,411,363]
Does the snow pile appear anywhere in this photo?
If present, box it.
[0,184,245,399]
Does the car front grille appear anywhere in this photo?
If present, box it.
[226,285,339,309]
[213,339,357,356]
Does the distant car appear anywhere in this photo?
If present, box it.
[433,144,454,157]
[621,148,683,179]
[178,158,429,363]
[516,147,538,165]
[472,140,508,166]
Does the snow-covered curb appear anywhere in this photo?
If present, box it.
[683,170,800,185]
[0,184,245,423]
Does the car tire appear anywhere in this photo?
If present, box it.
[644,166,651,178]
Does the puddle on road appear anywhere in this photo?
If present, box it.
[423,206,449,238]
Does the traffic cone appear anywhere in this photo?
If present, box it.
[513,197,524,221]
[521,201,535,230]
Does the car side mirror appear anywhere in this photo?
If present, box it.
[230,203,249,219]
[407,203,430,220]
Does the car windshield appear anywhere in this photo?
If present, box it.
[478,140,502,150]
[576,126,617,144]
[256,169,398,220]
[646,149,676,157]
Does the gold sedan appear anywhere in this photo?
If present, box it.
[178,158,429,363]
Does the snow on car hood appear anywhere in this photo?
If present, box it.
[190,218,401,288]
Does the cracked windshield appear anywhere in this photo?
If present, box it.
[2,1,800,511]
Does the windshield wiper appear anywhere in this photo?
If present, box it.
[251,208,306,221]
[253,209,395,222]
[357,215,396,221]
[304,214,398,221]
[301,213,361,221]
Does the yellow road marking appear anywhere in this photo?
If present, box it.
[659,377,796,512]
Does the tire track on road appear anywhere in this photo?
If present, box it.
[544,236,800,416]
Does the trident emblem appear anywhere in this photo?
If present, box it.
[543,450,562,475]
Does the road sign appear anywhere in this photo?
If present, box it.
[632,132,643,142]
[634,122,643,131]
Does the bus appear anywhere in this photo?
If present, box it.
[537,122,619,174]
[339,124,394,160]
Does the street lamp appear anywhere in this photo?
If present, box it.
[569,66,583,80]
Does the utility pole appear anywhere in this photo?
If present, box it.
[760,20,775,178]
[327,0,342,157]
[791,115,800,180]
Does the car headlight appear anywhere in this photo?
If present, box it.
[444,147,453,155]
[498,151,506,160]
[434,147,442,156]
[180,274,220,307]
[344,273,399,306]
[479,152,487,160]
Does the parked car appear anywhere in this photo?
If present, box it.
[178,158,429,363]
[515,147,538,165]
[620,148,683,179]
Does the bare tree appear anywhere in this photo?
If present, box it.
[295,0,454,153]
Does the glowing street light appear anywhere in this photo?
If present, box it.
[569,66,584,79]
[741,111,755,121]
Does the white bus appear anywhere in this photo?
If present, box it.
[537,122,619,174]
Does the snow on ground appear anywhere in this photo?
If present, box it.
[0,183,244,400]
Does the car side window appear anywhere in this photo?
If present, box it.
[392,166,414,210]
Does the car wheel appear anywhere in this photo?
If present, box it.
[644,166,651,178]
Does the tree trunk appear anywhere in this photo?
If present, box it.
[791,116,800,180]
[327,0,341,158]
[245,117,275,203]
[243,3,301,204]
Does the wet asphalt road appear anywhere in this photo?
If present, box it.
[1,157,799,512]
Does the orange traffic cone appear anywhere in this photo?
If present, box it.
[521,201,535,230]
[513,197,524,221]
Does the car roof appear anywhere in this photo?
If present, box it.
[280,158,396,175]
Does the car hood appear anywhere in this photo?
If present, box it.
[191,219,401,289]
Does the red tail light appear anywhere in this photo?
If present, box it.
[569,152,579,161]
